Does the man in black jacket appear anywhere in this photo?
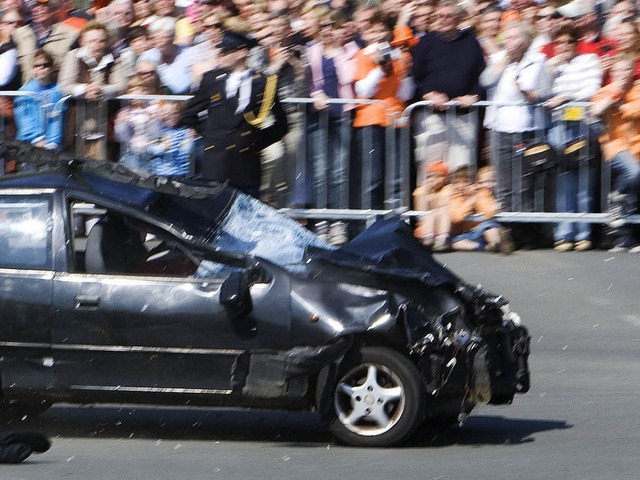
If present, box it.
[181,31,288,198]
[411,0,485,181]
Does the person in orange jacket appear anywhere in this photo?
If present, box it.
[413,160,452,251]
[448,165,513,253]
[350,8,415,211]
[590,55,640,252]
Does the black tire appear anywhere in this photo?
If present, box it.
[329,347,425,447]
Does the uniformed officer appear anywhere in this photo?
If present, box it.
[180,30,288,198]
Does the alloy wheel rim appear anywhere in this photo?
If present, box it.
[334,363,406,436]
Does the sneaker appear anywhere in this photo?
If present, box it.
[607,191,627,229]
[554,241,574,252]
[315,220,329,243]
[574,240,592,252]
[328,221,349,246]
[433,235,450,252]
[608,244,628,253]
[419,235,435,249]
[628,244,640,254]
[485,242,500,253]
[498,227,515,255]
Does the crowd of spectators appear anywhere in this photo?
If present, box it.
[0,0,639,250]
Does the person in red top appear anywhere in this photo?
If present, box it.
[542,4,616,60]
[352,11,413,129]
[350,8,414,211]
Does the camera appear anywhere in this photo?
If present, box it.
[378,42,392,68]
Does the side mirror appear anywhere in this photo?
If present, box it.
[220,271,253,319]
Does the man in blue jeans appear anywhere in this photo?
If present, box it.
[480,22,553,248]
[544,25,603,252]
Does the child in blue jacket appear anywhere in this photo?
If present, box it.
[14,50,66,150]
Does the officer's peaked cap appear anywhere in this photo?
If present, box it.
[217,31,258,52]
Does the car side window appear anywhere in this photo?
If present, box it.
[0,196,52,270]
[68,201,201,277]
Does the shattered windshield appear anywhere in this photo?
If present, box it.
[198,193,333,275]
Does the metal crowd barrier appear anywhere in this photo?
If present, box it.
[1,91,639,225]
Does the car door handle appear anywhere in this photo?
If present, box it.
[75,295,100,310]
[198,282,219,292]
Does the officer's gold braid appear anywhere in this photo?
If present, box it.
[243,75,278,127]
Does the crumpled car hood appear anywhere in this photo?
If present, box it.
[307,216,459,288]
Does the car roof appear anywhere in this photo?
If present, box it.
[0,137,236,241]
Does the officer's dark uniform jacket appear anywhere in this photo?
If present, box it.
[181,68,288,190]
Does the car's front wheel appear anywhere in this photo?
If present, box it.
[330,347,425,447]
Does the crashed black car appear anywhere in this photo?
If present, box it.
[0,140,530,447]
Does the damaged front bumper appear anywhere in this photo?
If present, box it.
[408,282,531,419]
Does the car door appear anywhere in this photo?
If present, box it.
[51,205,291,401]
[0,193,55,396]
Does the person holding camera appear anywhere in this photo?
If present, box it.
[260,9,309,208]
[351,8,414,212]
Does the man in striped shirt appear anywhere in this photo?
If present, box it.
[545,25,603,252]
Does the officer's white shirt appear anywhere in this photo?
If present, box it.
[226,69,252,114]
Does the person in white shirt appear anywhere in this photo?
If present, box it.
[545,25,603,251]
[480,21,553,213]
[58,21,127,159]
[137,17,193,94]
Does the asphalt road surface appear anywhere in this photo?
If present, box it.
[4,251,639,480]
